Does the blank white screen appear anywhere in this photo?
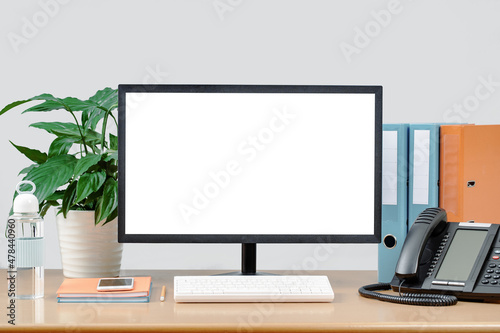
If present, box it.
[125,92,375,235]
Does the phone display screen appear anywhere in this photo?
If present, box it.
[436,229,488,281]
[98,278,133,287]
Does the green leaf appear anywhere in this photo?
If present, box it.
[45,190,65,201]
[30,122,101,145]
[82,106,106,131]
[18,164,38,176]
[103,150,118,162]
[95,197,103,225]
[61,181,77,218]
[40,200,59,217]
[109,133,118,150]
[8,192,18,217]
[62,97,98,113]
[1,100,30,116]
[48,137,77,158]
[23,155,78,203]
[104,207,118,225]
[80,129,102,145]
[30,121,81,137]
[81,88,117,131]
[83,186,103,207]
[10,141,47,164]
[23,100,66,113]
[95,178,118,224]
[74,154,102,179]
[75,171,107,203]
[0,93,59,116]
[28,93,60,102]
[23,96,94,114]
[89,88,118,111]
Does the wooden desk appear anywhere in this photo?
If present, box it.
[2,269,500,332]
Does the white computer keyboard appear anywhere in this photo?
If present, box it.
[174,275,334,303]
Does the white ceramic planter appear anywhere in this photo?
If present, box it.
[56,210,123,278]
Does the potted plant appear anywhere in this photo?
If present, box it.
[1,87,122,278]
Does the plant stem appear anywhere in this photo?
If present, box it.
[101,108,111,150]
[110,112,118,127]
[65,107,88,155]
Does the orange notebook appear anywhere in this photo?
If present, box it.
[57,276,152,298]
[439,124,500,223]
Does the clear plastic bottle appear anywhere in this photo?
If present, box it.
[8,180,44,299]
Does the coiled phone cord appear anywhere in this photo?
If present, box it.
[358,282,458,306]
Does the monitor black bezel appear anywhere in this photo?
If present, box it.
[118,84,382,244]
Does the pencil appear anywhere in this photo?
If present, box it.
[160,285,166,302]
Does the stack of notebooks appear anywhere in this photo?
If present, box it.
[56,276,152,303]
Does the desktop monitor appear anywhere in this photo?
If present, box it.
[118,84,382,274]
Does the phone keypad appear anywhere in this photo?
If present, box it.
[480,247,500,286]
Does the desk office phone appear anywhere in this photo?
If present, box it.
[360,207,500,305]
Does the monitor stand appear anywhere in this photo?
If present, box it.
[220,243,274,276]
[241,243,257,275]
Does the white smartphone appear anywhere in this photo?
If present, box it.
[97,277,134,291]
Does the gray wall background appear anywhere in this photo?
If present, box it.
[1,0,500,272]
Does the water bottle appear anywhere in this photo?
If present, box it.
[7,180,44,299]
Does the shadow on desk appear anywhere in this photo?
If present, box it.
[174,302,335,319]
[174,302,335,332]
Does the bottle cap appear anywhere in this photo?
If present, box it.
[13,181,39,213]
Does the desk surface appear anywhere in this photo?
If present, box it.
[2,269,500,332]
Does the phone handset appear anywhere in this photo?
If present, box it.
[359,207,456,306]
[395,207,447,279]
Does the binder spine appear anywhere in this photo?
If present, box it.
[378,124,408,283]
[439,125,464,222]
[408,124,441,226]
